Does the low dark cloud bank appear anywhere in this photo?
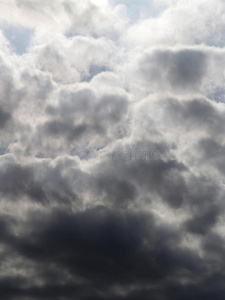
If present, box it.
[0,0,225,299]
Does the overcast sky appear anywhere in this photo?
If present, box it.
[0,0,225,299]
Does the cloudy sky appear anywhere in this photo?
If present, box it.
[0,0,225,299]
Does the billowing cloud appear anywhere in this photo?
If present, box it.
[0,0,225,299]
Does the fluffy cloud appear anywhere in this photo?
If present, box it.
[0,0,225,299]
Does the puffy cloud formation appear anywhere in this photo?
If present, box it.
[0,0,225,299]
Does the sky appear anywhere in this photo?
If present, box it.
[0,0,225,299]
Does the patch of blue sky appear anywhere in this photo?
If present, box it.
[109,0,159,22]
[2,25,33,55]
[0,146,9,156]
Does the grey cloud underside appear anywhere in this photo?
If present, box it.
[0,107,10,128]
[139,49,208,93]
[43,89,128,143]
[1,0,225,299]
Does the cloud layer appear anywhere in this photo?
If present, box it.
[0,0,225,299]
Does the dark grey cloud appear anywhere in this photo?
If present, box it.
[164,97,225,132]
[36,87,129,152]
[139,49,208,93]
[0,157,79,205]
[197,138,225,175]
[185,205,220,235]
[0,204,224,300]
[0,107,10,128]
[0,207,207,300]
